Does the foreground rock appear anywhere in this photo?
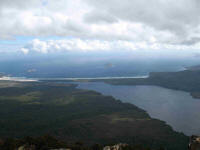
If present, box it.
[189,135,200,150]
[17,145,71,150]
[103,143,128,150]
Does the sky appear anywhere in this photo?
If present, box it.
[0,0,200,57]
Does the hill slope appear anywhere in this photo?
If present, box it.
[0,81,188,150]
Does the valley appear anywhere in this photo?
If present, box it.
[0,80,188,150]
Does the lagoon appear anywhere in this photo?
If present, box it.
[77,82,200,136]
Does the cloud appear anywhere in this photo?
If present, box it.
[0,0,200,52]
[84,11,118,24]
[21,48,29,54]
[21,39,134,53]
[21,38,200,54]
[87,1,199,30]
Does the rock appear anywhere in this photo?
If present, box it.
[103,146,111,150]
[18,146,25,150]
[50,149,71,150]
[189,135,200,150]
[17,145,70,150]
[17,145,36,150]
[103,143,128,150]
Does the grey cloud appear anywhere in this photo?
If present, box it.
[63,20,89,35]
[86,0,200,44]
[0,0,40,9]
[180,37,200,45]
[84,11,118,24]
[0,0,200,50]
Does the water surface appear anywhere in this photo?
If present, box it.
[77,82,200,136]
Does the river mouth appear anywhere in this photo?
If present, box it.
[75,81,200,136]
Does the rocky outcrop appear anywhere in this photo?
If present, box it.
[189,135,200,150]
[51,148,71,150]
[17,145,36,150]
[103,143,128,150]
[17,145,71,150]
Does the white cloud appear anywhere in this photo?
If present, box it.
[21,48,29,54]
[1,0,200,52]
[21,38,200,54]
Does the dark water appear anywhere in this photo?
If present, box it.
[76,82,200,136]
[0,54,199,78]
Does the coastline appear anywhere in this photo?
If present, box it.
[0,76,38,82]
[0,75,149,82]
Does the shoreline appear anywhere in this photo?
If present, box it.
[0,76,38,82]
[0,75,149,82]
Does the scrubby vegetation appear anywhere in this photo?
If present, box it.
[0,81,188,150]
[0,135,168,150]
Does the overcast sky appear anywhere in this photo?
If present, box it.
[1,0,200,55]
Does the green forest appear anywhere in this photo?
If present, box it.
[0,81,188,150]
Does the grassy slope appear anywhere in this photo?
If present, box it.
[0,81,188,150]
